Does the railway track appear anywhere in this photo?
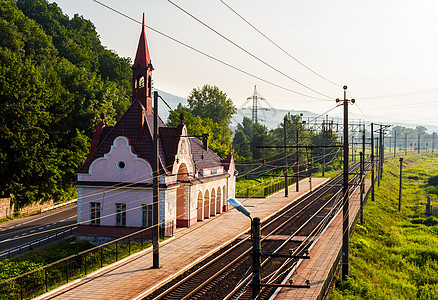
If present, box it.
[145,160,370,300]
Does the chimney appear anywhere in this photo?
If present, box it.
[202,133,209,151]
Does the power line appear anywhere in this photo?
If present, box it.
[360,87,438,100]
[218,0,342,88]
[165,0,334,99]
[364,100,438,111]
[92,0,330,101]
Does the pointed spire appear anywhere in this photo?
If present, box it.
[133,13,153,69]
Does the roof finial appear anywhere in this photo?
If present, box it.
[179,113,185,124]
[132,12,152,69]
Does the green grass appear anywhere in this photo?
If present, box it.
[236,174,288,197]
[330,153,438,300]
[0,235,170,299]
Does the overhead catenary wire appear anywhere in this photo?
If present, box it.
[165,0,334,100]
[90,0,330,101]
[1,157,302,245]
[1,157,297,244]
[360,87,438,100]
[218,0,342,88]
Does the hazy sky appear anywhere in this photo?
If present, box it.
[55,0,438,126]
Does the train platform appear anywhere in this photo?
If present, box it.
[272,179,372,300]
[35,177,329,300]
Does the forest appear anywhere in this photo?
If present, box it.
[2,0,431,210]
[0,0,132,207]
[0,0,339,208]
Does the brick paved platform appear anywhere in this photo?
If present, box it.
[35,177,329,300]
[272,179,372,300]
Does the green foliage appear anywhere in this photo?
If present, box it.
[187,84,236,130]
[331,153,438,300]
[0,0,132,206]
[233,117,272,161]
[167,85,236,158]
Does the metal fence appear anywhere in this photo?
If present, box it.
[0,220,174,300]
[0,227,77,261]
[263,177,295,197]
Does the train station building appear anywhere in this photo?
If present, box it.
[75,16,236,241]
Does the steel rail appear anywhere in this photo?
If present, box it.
[223,161,368,299]
[155,162,364,299]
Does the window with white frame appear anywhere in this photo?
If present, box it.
[116,203,126,226]
[90,202,100,225]
[142,204,153,227]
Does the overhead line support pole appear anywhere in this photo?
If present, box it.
[371,123,375,201]
[252,217,261,299]
[399,158,403,212]
[296,117,300,192]
[153,91,160,268]
[362,125,365,197]
[337,85,354,280]
[284,116,288,197]
[380,125,384,179]
[360,151,364,224]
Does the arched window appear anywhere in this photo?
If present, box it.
[135,75,145,88]
[148,75,152,97]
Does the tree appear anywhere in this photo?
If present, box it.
[0,0,132,206]
[232,130,252,161]
[167,104,231,158]
[168,85,236,159]
[416,125,427,136]
[233,117,272,161]
[187,84,237,130]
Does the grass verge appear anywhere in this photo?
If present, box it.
[330,153,438,299]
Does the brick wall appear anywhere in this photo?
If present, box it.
[0,198,55,219]
[0,198,12,219]
[18,199,54,215]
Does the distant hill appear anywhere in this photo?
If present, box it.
[154,89,319,129]
[156,89,438,133]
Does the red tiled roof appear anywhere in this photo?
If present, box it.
[77,100,169,174]
[189,137,223,171]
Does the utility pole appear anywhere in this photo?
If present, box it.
[418,133,421,153]
[433,132,435,153]
[336,85,354,280]
[377,135,380,187]
[362,125,366,166]
[152,91,160,268]
[394,131,396,157]
[351,136,353,162]
[296,117,301,192]
[371,123,375,202]
[380,125,383,179]
[322,119,326,176]
[360,151,364,224]
[252,217,261,299]
[362,126,365,198]
[405,132,408,155]
[399,158,403,212]
[284,116,288,197]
